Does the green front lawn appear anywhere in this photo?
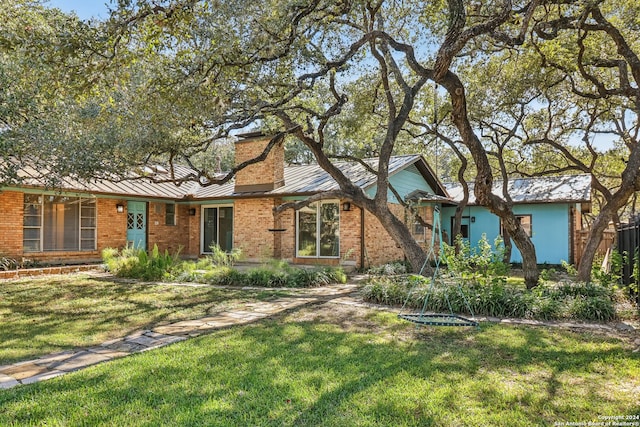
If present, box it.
[1,305,639,426]
[0,274,291,364]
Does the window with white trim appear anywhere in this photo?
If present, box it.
[23,194,97,252]
[296,201,340,258]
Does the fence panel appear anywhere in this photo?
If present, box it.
[617,216,640,307]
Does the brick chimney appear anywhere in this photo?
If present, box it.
[234,132,285,193]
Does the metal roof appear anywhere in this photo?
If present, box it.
[444,175,592,205]
[10,155,445,201]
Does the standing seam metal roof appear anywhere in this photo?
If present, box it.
[444,175,592,204]
[13,155,441,201]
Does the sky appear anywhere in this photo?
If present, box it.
[46,0,110,20]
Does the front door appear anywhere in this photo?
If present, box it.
[202,206,233,253]
[126,201,147,250]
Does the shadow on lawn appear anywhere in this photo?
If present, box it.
[1,315,638,426]
[0,276,292,364]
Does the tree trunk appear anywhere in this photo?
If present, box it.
[502,228,513,263]
[576,214,613,282]
[439,70,540,288]
[370,203,428,273]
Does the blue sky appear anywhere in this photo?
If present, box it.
[46,0,110,20]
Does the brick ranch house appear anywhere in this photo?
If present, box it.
[0,133,450,269]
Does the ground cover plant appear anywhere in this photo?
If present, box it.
[0,304,638,426]
[0,274,292,365]
[102,246,347,288]
[361,274,619,322]
[361,237,636,323]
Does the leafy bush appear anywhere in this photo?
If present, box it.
[361,274,617,322]
[366,261,409,276]
[105,245,347,288]
[592,249,624,287]
[442,234,510,278]
[102,244,181,281]
[0,256,20,271]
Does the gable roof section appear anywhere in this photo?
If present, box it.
[9,155,448,201]
[195,154,447,199]
[445,175,591,205]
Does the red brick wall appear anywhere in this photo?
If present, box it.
[97,198,127,252]
[275,205,296,260]
[0,191,24,258]
[186,206,201,256]
[338,202,362,267]
[233,198,277,260]
[147,202,192,255]
[363,204,407,268]
[234,135,284,190]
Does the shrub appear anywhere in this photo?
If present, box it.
[102,244,181,281]
[361,274,618,322]
[0,256,20,271]
[569,295,616,322]
[442,234,510,278]
[366,261,409,276]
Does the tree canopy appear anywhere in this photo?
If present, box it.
[3,0,640,285]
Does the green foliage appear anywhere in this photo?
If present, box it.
[561,260,578,276]
[216,265,347,289]
[206,244,243,268]
[442,234,510,278]
[101,244,181,281]
[591,249,624,287]
[105,246,347,288]
[361,275,617,322]
[0,256,20,271]
[365,261,409,276]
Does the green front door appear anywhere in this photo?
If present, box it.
[126,201,147,250]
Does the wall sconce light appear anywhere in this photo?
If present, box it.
[116,204,124,213]
[471,216,476,223]
[189,208,196,216]
[342,202,351,212]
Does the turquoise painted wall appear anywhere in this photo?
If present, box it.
[366,164,434,203]
[441,203,571,265]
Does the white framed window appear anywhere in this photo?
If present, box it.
[296,201,340,258]
[201,205,233,253]
[23,194,97,252]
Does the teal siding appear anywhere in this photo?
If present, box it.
[366,164,434,203]
[441,203,571,265]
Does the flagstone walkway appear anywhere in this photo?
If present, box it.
[0,283,358,390]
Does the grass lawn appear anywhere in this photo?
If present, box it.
[0,274,292,364]
[1,298,639,426]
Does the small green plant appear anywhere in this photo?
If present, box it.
[540,268,557,282]
[361,274,618,322]
[0,256,19,271]
[592,249,624,287]
[207,244,243,268]
[102,244,182,281]
[366,261,409,276]
[561,260,578,276]
[442,234,510,278]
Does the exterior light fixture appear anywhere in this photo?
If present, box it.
[471,216,475,223]
[116,204,124,213]
[342,202,351,212]
[189,208,197,216]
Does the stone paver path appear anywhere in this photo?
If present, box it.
[0,284,357,390]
